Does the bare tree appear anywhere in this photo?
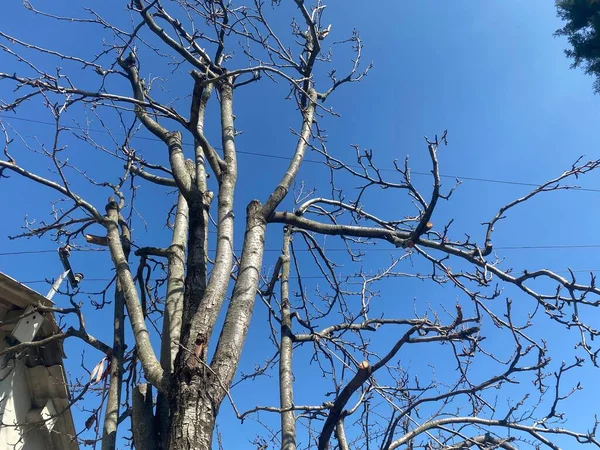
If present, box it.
[1,2,600,450]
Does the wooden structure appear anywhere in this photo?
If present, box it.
[0,272,78,450]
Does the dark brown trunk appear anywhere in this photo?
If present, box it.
[166,199,215,449]
[167,372,218,450]
[180,202,208,335]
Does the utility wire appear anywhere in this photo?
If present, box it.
[17,267,600,285]
[2,114,599,192]
[3,243,600,257]
[0,249,104,256]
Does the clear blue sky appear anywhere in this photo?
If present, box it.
[1,1,599,448]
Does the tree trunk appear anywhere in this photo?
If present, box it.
[166,197,214,449]
[132,383,158,450]
[100,284,125,450]
[279,228,296,450]
[166,200,266,450]
[156,192,190,449]
[167,373,218,450]
[102,219,129,450]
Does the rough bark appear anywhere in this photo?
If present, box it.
[166,79,237,450]
[166,198,212,450]
[132,383,159,450]
[155,193,190,449]
[167,379,218,450]
[166,200,266,450]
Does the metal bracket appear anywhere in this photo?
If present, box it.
[57,246,84,290]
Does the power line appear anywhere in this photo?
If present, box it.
[21,278,112,284]
[0,244,596,258]
[0,250,58,256]
[17,267,600,285]
[2,114,599,192]
[0,249,104,256]
[16,275,340,284]
[3,243,600,257]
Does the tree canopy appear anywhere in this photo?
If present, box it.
[1,2,600,450]
[556,0,600,92]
